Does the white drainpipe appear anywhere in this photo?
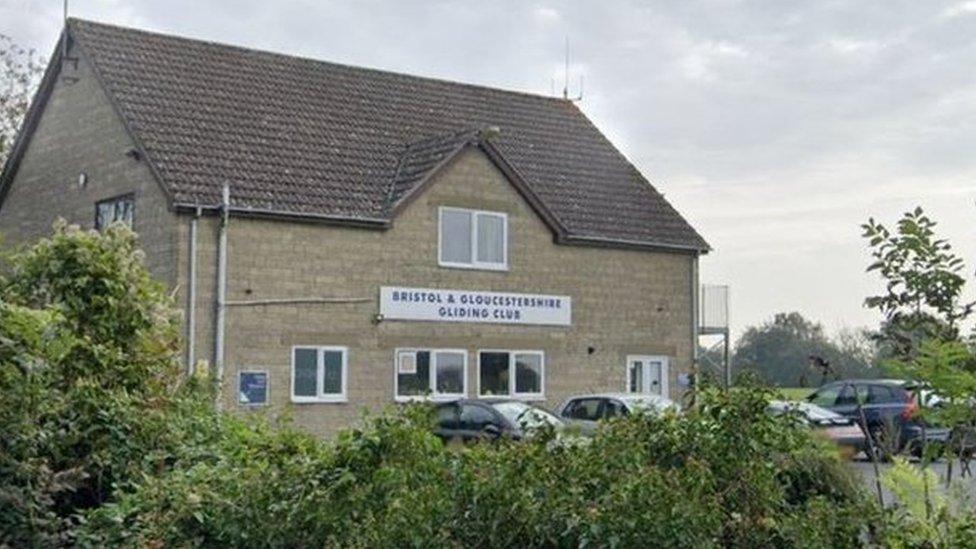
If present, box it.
[186,207,201,374]
[214,184,230,407]
[690,254,700,400]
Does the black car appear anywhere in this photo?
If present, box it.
[432,398,563,443]
[807,379,949,457]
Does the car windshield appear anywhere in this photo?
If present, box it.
[492,401,562,430]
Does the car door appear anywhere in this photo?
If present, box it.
[831,383,861,421]
[459,403,505,441]
[603,399,628,419]
[433,403,461,442]
[864,384,905,428]
[560,398,605,435]
[808,383,844,412]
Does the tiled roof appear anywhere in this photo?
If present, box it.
[64,19,709,251]
[388,128,483,207]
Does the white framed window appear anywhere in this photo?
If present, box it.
[291,346,348,403]
[238,370,269,406]
[477,350,544,400]
[438,207,508,270]
[626,355,669,397]
[394,348,467,402]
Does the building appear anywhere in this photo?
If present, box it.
[0,19,709,436]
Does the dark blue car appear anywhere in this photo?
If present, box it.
[807,379,949,458]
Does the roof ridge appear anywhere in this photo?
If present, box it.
[67,17,569,105]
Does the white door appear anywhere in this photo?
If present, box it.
[626,356,669,396]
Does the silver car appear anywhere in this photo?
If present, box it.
[557,393,680,435]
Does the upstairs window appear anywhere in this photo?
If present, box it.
[439,207,507,270]
[95,193,135,230]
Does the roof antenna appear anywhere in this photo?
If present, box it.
[561,36,584,102]
[563,36,569,99]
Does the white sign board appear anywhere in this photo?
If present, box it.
[380,286,571,326]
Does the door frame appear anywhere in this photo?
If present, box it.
[625,355,670,397]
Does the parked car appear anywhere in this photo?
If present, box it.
[768,400,866,453]
[557,393,679,435]
[432,398,563,443]
[806,379,950,458]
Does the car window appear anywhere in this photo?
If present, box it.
[809,385,842,407]
[604,400,627,418]
[460,404,498,431]
[835,384,859,406]
[867,385,898,404]
[564,398,603,421]
[436,404,459,429]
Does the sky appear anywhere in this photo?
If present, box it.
[2,0,975,337]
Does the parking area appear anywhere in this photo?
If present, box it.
[849,456,976,506]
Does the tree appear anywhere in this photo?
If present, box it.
[0,221,214,545]
[862,207,973,359]
[733,312,879,387]
[0,34,43,166]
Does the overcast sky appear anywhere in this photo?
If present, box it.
[3,0,975,337]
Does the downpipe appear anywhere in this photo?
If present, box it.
[214,185,229,408]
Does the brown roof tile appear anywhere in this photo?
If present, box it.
[65,19,708,251]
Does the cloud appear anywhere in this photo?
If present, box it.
[942,1,976,19]
[2,0,974,335]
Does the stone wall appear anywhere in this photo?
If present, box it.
[184,148,696,436]
[0,42,177,285]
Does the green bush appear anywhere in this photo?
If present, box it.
[2,222,894,547]
[0,221,221,546]
[77,389,875,548]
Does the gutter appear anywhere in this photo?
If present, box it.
[172,202,390,229]
[558,234,709,254]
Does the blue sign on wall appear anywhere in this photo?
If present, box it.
[239,371,268,406]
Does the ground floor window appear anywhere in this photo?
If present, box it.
[477,350,544,399]
[395,349,467,401]
[291,346,347,402]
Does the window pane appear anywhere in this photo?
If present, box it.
[809,385,841,407]
[629,361,643,393]
[440,210,472,264]
[476,214,504,264]
[239,372,268,405]
[96,202,113,230]
[118,198,134,226]
[479,352,510,396]
[435,352,464,395]
[322,350,343,395]
[398,351,430,397]
[436,404,459,429]
[836,385,858,406]
[293,348,317,397]
[514,353,542,394]
[567,399,602,421]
